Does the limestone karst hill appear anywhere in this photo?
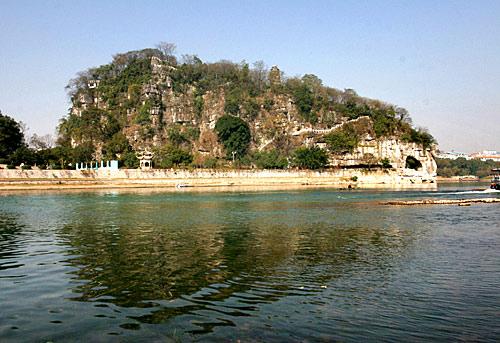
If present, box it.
[58,47,436,177]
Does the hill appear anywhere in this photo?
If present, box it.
[57,46,436,174]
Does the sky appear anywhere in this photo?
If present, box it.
[0,0,499,153]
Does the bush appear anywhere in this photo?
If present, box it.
[292,146,328,170]
[121,151,139,168]
[253,150,288,169]
[380,158,392,168]
[214,115,251,159]
[202,157,218,169]
[350,176,358,182]
[402,128,435,149]
[154,145,193,168]
[324,125,359,154]
[21,164,32,170]
[6,164,16,169]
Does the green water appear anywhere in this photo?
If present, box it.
[1,186,499,341]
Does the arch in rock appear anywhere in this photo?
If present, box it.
[405,156,422,170]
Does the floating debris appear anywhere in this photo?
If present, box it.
[383,198,500,206]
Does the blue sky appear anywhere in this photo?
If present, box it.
[1,0,499,152]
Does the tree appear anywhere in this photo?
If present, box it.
[292,146,328,169]
[29,134,54,150]
[0,111,25,159]
[291,82,316,123]
[156,42,177,65]
[154,144,193,168]
[253,150,288,169]
[9,146,36,166]
[324,125,359,154]
[214,115,251,159]
[103,133,130,160]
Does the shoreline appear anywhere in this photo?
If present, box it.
[0,168,437,192]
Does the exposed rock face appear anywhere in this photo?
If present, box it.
[63,50,437,183]
[329,138,437,180]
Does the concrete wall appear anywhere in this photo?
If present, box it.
[0,167,436,189]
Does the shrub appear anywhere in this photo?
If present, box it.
[350,176,358,182]
[202,157,218,169]
[380,158,392,168]
[253,150,288,169]
[324,125,359,153]
[292,146,328,170]
[154,145,193,168]
[214,115,251,159]
[122,151,139,168]
[402,128,435,149]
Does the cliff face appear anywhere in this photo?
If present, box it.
[60,48,436,180]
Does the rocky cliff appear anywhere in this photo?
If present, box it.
[58,48,436,180]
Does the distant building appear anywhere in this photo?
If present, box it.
[469,150,500,162]
[436,151,471,160]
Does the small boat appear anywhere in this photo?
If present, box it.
[490,169,500,190]
[175,183,190,188]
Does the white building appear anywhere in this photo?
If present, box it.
[436,151,471,160]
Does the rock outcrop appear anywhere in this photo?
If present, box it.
[60,48,437,183]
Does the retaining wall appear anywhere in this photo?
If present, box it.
[0,168,436,189]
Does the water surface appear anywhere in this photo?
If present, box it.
[1,185,499,341]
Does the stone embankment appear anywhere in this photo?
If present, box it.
[0,168,436,191]
[383,198,500,206]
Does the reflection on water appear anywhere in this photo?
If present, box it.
[0,188,499,341]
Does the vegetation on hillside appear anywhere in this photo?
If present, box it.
[1,44,440,171]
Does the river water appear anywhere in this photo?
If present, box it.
[1,185,499,342]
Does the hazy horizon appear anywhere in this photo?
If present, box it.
[1,0,499,153]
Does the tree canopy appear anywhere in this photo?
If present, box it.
[214,115,251,159]
[0,111,25,159]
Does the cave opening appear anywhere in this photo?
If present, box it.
[405,156,422,170]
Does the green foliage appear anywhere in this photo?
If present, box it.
[185,126,200,140]
[214,115,251,159]
[253,150,288,169]
[103,133,130,160]
[122,151,139,168]
[202,157,218,169]
[61,108,122,143]
[402,128,435,149]
[263,98,274,111]
[291,83,316,123]
[0,111,25,158]
[167,125,189,146]
[59,47,436,170]
[98,56,153,105]
[242,99,260,119]
[8,146,36,166]
[437,157,500,178]
[380,158,392,168]
[350,176,358,182]
[224,88,242,115]
[135,101,152,125]
[70,143,95,164]
[324,125,359,153]
[154,144,193,168]
[372,108,397,137]
[292,146,328,170]
[194,95,204,118]
[334,101,370,120]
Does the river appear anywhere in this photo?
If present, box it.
[1,185,499,341]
